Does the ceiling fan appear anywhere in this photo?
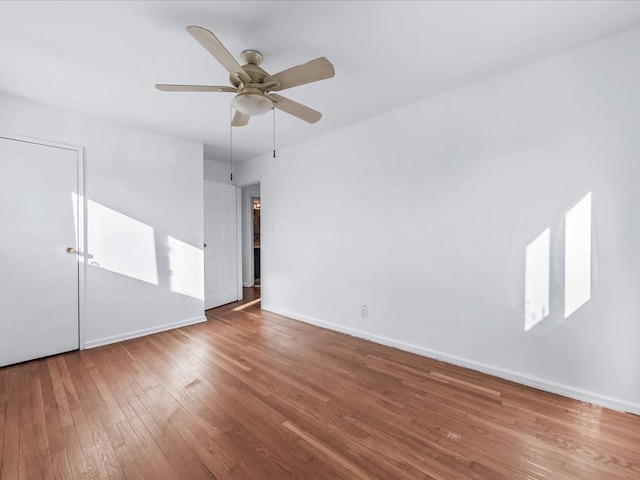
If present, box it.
[156,26,335,127]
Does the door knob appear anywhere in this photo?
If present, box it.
[66,247,75,254]
[204,243,207,248]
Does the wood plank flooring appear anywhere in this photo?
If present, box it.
[1,289,639,479]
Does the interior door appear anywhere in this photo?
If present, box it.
[0,137,79,367]
[204,180,238,309]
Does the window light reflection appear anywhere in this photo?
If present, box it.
[167,236,204,300]
[72,193,159,285]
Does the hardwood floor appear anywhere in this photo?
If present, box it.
[2,290,639,479]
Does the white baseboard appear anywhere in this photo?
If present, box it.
[262,305,640,416]
[83,316,207,350]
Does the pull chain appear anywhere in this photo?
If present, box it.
[273,107,276,158]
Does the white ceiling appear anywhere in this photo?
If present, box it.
[1,1,640,162]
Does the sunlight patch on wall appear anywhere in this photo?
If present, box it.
[523,192,593,331]
[564,193,592,318]
[524,228,550,331]
[73,193,159,285]
[168,236,204,300]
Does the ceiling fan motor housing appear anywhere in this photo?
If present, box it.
[230,50,269,87]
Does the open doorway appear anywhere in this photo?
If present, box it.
[241,183,260,288]
[252,196,261,286]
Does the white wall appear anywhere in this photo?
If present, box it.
[204,158,233,185]
[0,91,205,347]
[237,27,640,413]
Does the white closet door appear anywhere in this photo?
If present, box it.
[0,137,79,367]
[204,181,238,309]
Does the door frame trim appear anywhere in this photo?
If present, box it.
[0,132,86,350]
[236,187,243,300]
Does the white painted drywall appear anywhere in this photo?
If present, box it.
[204,158,233,185]
[237,27,640,413]
[0,91,205,347]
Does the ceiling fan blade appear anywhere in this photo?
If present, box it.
[265,57,335,92]
[155,84,236,92]
[268,93,322,124]
[186,26,251,84]
[232,111,250,127]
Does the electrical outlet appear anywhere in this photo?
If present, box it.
[361,305,368,318]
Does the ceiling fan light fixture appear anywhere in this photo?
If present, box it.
[232,92,273,116]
